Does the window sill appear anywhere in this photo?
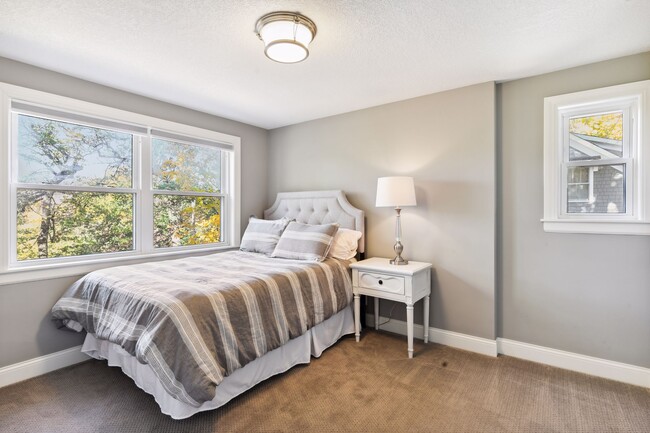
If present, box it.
[0,245,239,286]
[542,219,650,235]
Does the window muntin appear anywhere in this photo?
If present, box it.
[3,87,240,276]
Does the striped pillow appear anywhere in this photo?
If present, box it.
[271,222,339,262]
[240,217,292,255]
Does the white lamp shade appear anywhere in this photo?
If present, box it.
[376,176,417,207]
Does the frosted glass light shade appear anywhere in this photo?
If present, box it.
[265,41,308,64]
[255,12,317,64]
[376,176,417,207]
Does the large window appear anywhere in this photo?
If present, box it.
[543,80,650,235]
[1,83,240,281]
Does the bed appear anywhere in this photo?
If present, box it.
[51,190,364,419]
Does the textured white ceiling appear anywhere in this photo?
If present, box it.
[0,0,649,129]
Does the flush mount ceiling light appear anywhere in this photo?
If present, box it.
[255,12,317,64]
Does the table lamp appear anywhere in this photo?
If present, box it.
[376,176,417,265]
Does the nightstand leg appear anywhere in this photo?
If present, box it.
[406,304,414,358]
[354,294,361,342]
[423,295,430,344]
[374,298,379,330]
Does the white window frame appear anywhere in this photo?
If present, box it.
[0,83,241,285]
[543,80,650,235]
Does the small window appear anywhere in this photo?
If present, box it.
[543,80,650,235]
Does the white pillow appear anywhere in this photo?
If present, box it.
[327,228,362,260]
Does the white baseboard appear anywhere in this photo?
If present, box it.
[0,345,89,388]
[365,314,649,388]
[497,338,650,388]
[365,313,498,357]
[3,325,649,390]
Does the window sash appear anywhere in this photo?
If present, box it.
[11,111,140,190]
[12,101,149,136]
[150,136,224,194]
[561,106,631,163]
[13,184,138,194]
[152,193,226,249]
[557,99,636,219]
[561,161,630,217]
[151,190,224,197]
[12,190,137,264]
[151,129,233,151]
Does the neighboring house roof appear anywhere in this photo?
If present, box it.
[572,133,623,155]
[569,133,623,172]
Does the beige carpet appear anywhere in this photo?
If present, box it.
[0,330,648,433]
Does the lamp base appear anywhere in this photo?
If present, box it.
[389,239,408,265]
[390,256,409,265]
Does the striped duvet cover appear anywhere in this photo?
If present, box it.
[51,251,353,406]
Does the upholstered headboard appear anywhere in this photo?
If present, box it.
[264,190,365,254]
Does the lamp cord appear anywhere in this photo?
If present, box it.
[377,303,397,328]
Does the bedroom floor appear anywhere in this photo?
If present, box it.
[0,330,648,433]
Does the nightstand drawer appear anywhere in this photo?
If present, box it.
[358,271,404,295]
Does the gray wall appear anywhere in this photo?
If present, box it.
[499,52,650,367]
[0,58,269,368]
[268,82,496,340]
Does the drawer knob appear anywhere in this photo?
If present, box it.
[378,280,383,285]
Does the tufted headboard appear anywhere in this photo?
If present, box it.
[264,190,365,254]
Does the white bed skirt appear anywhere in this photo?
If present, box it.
[81,305,354,419]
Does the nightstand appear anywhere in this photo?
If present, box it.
[350,257,432,358]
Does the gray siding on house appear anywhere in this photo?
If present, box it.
[592,165,625,213]
[567,165,625,214]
